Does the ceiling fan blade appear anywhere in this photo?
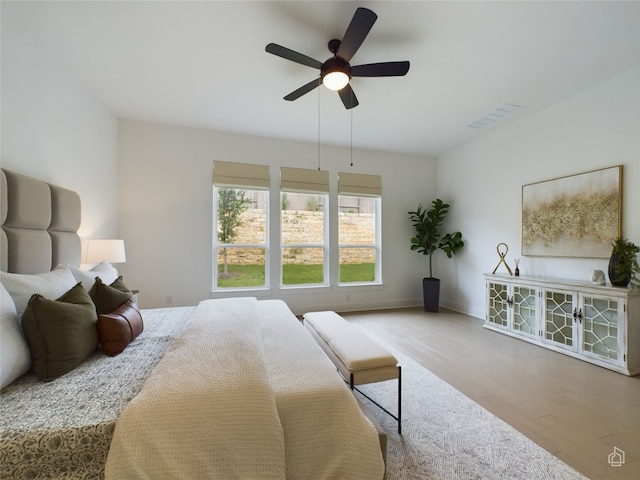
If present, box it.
[266,43,323,69]
[351,61,410,77]
[338,84,359,109]
[337,7,377,62]
[284,78,322,101]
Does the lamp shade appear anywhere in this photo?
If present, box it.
[85,239,126,264]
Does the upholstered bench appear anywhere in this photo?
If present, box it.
[303,311,402,434]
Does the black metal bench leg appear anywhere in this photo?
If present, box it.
[397,366,402,435]
[350,368,402,435]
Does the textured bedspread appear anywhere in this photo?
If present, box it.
[0,306,194,479]
[106,297,287,479]
[106,297,385,479]
[259,300,385,479]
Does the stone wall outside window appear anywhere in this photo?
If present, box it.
[218,209,375,265]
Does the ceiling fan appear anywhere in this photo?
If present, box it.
[266,7,410,109]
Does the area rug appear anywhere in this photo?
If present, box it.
[353,331,589,480]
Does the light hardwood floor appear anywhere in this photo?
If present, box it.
[340,307,640,480]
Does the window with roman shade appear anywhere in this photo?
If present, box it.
[213,161,269,289]
[280,167,329,286]
[338,172,382,284]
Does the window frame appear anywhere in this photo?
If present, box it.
[213,187,270,291]
[279,190,329,288]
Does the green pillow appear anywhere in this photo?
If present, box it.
[110,275,133,295]
[89,276,133,314]
[22,283,98,381]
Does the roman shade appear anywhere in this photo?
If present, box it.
[280,167,329,193]
[213,161,269,188]
[338,172,382,196]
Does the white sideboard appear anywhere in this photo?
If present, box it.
[484,273,640,376]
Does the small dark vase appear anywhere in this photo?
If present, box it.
[608,253,631,287]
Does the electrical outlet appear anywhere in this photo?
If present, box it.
[166,296,173,305]
[346,294,351,302]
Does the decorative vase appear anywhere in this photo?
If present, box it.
[608,253,631,287]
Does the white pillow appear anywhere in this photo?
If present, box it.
[0,265,77,317]
[66,261,119,291]
[0,283,31,389]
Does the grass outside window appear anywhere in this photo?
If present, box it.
[216,263,375,288]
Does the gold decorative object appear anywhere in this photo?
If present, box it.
[492,243,513,275]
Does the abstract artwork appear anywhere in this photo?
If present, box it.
[522,166,622,257]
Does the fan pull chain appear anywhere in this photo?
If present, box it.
[317,87,321,171]
[350,99,354,167]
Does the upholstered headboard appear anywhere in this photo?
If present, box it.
[0,169,81,274]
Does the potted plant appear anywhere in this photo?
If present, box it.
[608,236,640,288]
[408,199,464,311]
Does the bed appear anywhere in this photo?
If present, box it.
[0,168,386,479]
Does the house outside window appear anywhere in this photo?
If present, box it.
[280,167,329,286]
[338,172,382,284]
[213,161,269,290]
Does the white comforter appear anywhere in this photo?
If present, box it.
[105,297,385,479]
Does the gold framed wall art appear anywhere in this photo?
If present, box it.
[522,165,622,258]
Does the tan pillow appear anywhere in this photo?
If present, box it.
[97,299,144,356]
[22,283,98,381]
[89,276,133,314]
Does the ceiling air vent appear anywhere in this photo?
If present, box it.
[466,103,524,129]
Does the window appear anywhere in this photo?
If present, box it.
[338,172,382,284]
[280,167,329,286]
[213,163,381,290]
[213,161,269,289]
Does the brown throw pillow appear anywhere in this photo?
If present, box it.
[97,299,144,356]
[22,283,98,381]
[89,276,133,314]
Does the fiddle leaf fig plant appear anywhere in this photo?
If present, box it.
[408,199,464,278]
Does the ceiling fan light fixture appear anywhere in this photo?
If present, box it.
[321,56,350,91]
[323,71,350,91]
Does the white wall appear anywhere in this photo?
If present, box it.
[1,19,119,239]
[118,119,436,312]
[436,67,640,319]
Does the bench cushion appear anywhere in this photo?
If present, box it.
[329,337,397,371]
[303,311,355,343]
[303,311,397,374]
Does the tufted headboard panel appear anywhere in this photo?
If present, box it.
[0,169,81,274]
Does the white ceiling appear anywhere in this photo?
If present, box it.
[3,1,639,158]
